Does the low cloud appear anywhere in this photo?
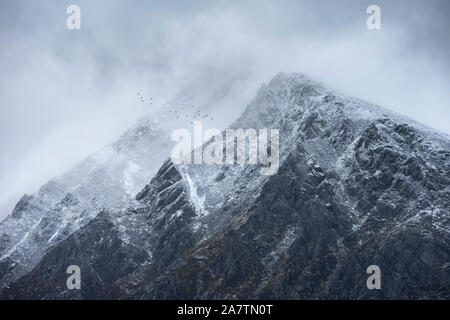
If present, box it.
[0,0,449,219]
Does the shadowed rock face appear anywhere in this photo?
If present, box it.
[1,73,449,299]
[0,120,172,290]
[1,159,199,300]
[1,211,148,299]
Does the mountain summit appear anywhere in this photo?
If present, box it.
[1,73,449,299]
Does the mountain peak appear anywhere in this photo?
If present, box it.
[1,73,449,299]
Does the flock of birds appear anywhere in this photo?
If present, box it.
[137,92,170,106]
[137,92,213,124]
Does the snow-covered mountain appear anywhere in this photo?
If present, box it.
[0,73,251,289]
[0,116,171,288]
[1,73,449,299]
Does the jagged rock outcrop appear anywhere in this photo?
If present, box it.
[1,73,449,299]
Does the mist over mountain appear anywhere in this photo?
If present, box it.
[1,73,448,299]
[0,71,252,289]
[2,0,450,224]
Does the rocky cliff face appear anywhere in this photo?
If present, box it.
[1,73,449,299]
[0,117,171,289]
[1,159,196,299]
[0,73,246,290]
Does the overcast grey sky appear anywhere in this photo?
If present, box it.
[0,0,449,218]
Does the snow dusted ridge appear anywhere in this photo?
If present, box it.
[0,72,253,289]
[169,73,450,242]
[0,117,171,287]
[113,73,448,299]
[0,72,449,299]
